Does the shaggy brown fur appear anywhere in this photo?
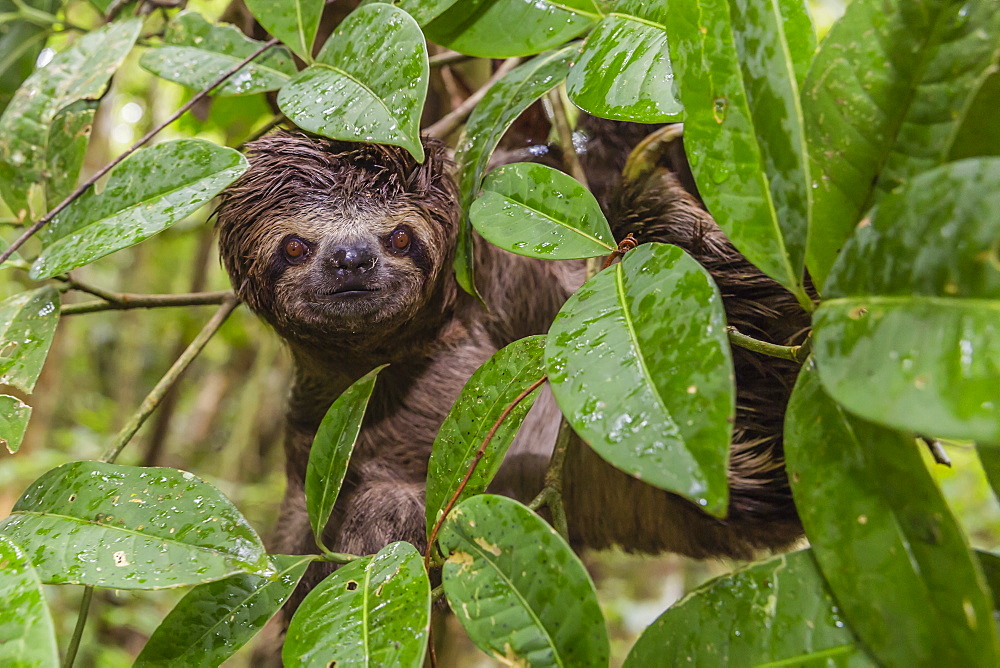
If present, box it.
[214,124,807,614]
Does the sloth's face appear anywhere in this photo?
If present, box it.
[215,132,459,350]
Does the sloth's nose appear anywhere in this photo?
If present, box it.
[327,245,377,273]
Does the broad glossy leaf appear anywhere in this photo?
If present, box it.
[471,163,616,259]
[278,4,428,162]
[980,447,1000,506]
[423,0,599,58]
[284,542,430,668]
[785,363,999,666]
[425,336,546,538]
[625,549,874,667]
[140,11,296,97]
[665,0,811,301]
[45,99,97,209]
[815,159,1000,442]
[394,0,461,24]
[0,0,57,112]
[779,0,816,87]
[0,394,31,454]
[135,554,311,667]
[950,69,1000,161]
[566,0,683,122]
[453,46,575,297]
[545,243,734,515]
[306,365,383,549]
[803,0,1000,287]
[0,462,274,589]
[30,139,247,280]
[0,286,60,393]
[0,536,58,667]
[440,495,609,666]
[244,0,322,61]
[0,18,141,218]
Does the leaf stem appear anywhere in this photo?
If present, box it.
[100,296,239,463]
[424,58,520,139]
[726,326,811,363]
[319,550,361,564]
[60,290,234,315]
[61,586,93,668]
[429,50,472,68]
[424,375,547,571]
[546,87,588,189]
[532,418,572,540]
[0,38,279,266]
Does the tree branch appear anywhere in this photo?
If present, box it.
[424,375,547,570]
[423,57,520,139]
[527,417,572,540]
[60,290,234,316]
[0,38,279,266]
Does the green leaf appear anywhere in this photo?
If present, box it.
[425,336,546,538]
[0,535,58,667]
[815,159,1000,442]
[45,98,97,210]
[949,69,1000,161]
[0,394,31,454]
[545,243,734,515]
[0,18,141,219]
[440,495,609,666]
[566,0,683,123]
[778,0,817,88]
[625,549,874,667]
[0,0,57,113]
[453,46,575,298]
[0,286,60,393]
[30,139,248,280]
[423,0,599,58]
[394,0,461,25]
[802,0,1000,288]
[277,3,428,162]
[0,462,275,589]
[284,542,430,668]
[978,550,1000,610]
[140,11,296,97]
[244,0,322,61]
[979,447,1000,506]
[784,362,1000,667]
[471,163,616,259]
[665,0,811,301]
[135,554,311,667]
[306,365,384,550]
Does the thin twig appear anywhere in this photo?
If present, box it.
[62,586,93,668]
[424,57,520,139]
[543,418,572,540]
[429,50,472,68]
[61,290,234,316]
[424,375,547,571]
[100,296,239,463]
[0,38,279,266]
[546,87,588,189]
[920,436,952,467]
[726,326,810,364]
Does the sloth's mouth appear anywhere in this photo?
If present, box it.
[318,287,380,299]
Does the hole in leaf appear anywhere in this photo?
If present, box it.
[346,580,358,591]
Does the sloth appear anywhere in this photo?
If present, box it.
[214,124,808,607]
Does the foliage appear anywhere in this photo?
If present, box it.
[0,0,998,665]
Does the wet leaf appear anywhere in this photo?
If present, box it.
[545,243,734,515]
[979,448,1000,506]
[0,286,60,394]
[135,554,311,667]
[140,11,296,97]
[566,0,683,123]
[440,495,609,667]
[815,159,1000,442]
[949,69,1000,161]
[284,542,430,668]
[0,0,57,113]
[665,0,811,302]
[785,362,999,667]
[0,535,58,667]
[423,0,599,58]
[778,0,816,88]
[425,336,546,538]
[30,139,248,280]
[0,394,31,454]
[45,98,97,209]
[0,461,275,589]
[277,3,428,162]
[625,549,874,667]
[471,163,616,259]
[244,0,322,61]
[394,0,461,25]
[306,365,384,549]
[803,0,1000,288]
[453,46,575,298]
[0,18,141,219]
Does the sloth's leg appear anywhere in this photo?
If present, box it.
[331,476,427,555]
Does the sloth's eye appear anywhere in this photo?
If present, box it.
[390,228,411,251]
[283,238,308,261]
